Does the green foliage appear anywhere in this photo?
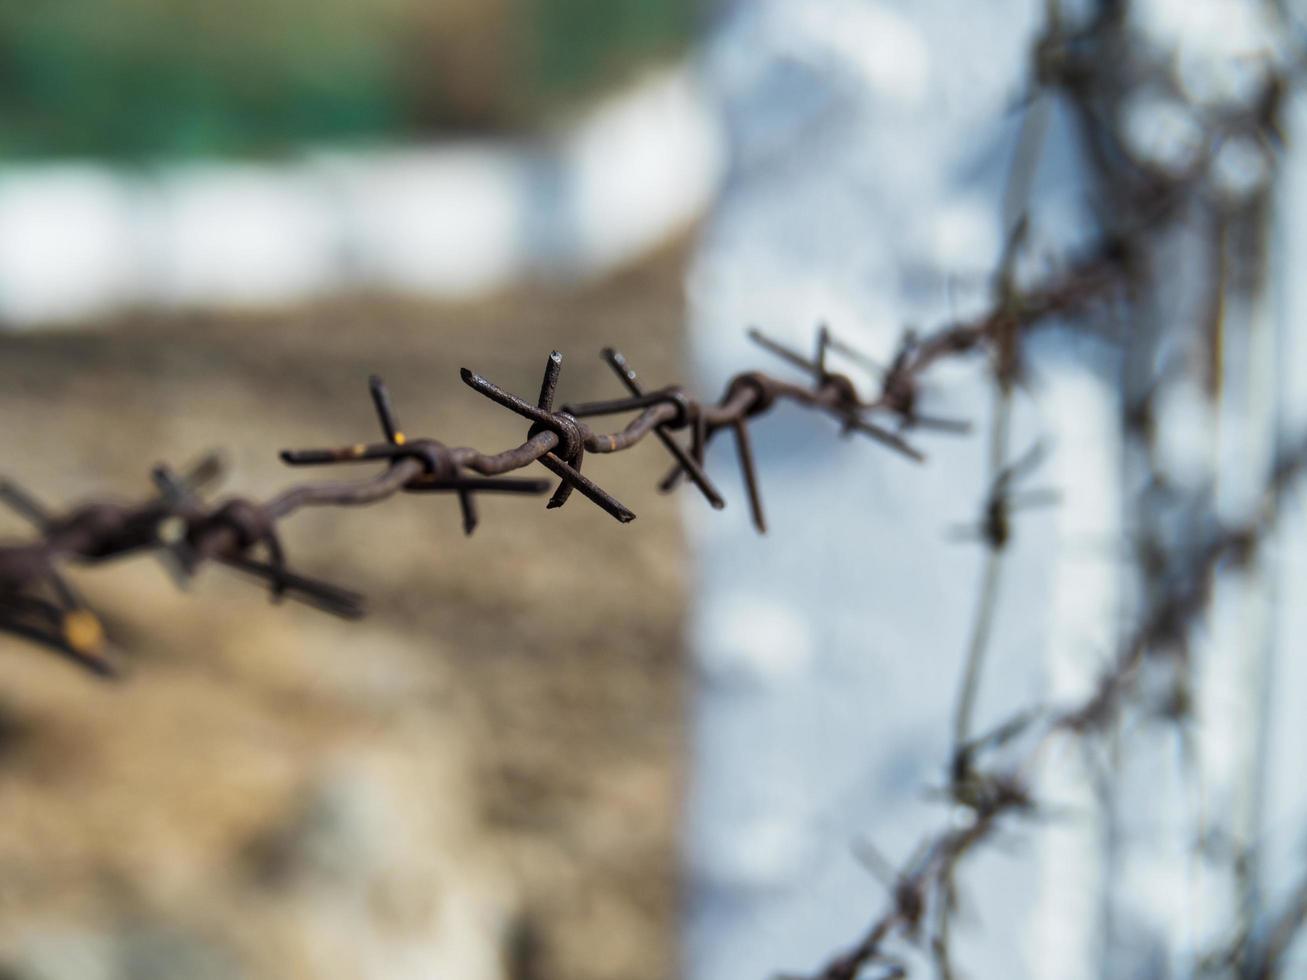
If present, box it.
[0,0,695,161]
[0,0,410,158]
[522,0,696,102]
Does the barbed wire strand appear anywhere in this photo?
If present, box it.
[0,247,1118,675]
[802,426,1307,980]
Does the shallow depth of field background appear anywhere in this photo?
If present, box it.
[4,2,1307,980]
[0,5,701,979]
[0,1,694,157]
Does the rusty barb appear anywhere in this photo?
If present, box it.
[949,440,1061,551]
[807,428,1307,980]
[282,373,551,532]
[0,252,1118,673]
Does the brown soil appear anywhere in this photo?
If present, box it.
[0,243,692,980]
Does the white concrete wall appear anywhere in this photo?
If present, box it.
[683,2,1065,976]
[683,0,1307,977]
[0,68,723,327]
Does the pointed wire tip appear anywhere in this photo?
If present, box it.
[65,642,119,678]
[844,417,926,463]
[460,368,498,399]
[186,450,228,484]
[921,418,974,435]
[457,489,478,537]
[334,601,367,622]
[86,659,119,679]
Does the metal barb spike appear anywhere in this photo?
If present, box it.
[369,375,404,444]
[538,351,564,412]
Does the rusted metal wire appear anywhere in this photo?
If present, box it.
[804,430,1307,980]
[794,4,1307,975]
[0,247,1117,674]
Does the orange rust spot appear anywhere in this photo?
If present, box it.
[63,610,106,658]
[393,432,408,446]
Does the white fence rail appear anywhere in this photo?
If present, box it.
[0,67,723,327]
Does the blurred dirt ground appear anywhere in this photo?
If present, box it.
[0,245,692,980]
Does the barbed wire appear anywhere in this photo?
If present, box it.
[0,245,1120,675]
[6,10,1298,976]
[799,0,1307,975]
[802,427,1307,980]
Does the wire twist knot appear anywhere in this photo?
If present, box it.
[528,411,585,460]
[724,372,778,416]
[199,499,274,553]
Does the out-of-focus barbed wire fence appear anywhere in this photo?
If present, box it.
[684,0,1307,978]
[1043,4,1300,975]
[685,3,1071,974]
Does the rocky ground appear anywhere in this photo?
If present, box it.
[0,244,692,980]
